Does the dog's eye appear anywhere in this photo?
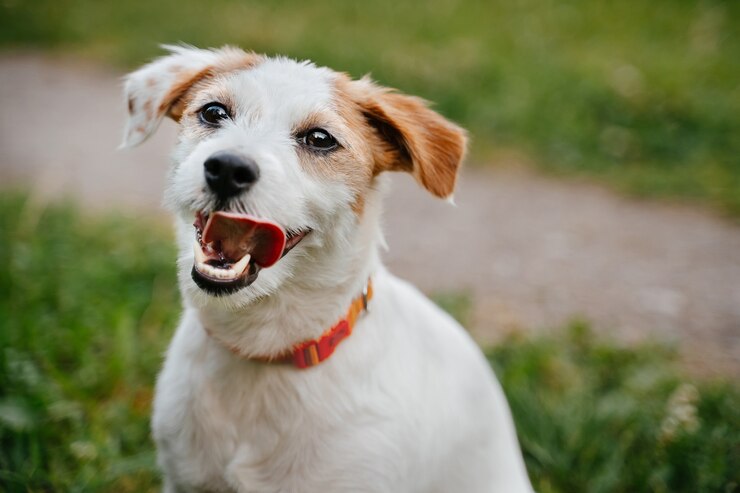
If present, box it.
[199,103,230,126]
[301,128,338,151]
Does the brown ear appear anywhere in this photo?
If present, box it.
[353,79,467,198]
[121,45,261,148]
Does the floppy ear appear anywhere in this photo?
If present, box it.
[353,79,467,199]
[121,45,261,148]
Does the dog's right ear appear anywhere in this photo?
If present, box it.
[345,77,467,200]
[121,45,261,148]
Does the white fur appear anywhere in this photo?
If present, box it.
[123,46,533,493]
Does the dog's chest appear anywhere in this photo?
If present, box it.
[153,356,297,490]
[152,331,405,492]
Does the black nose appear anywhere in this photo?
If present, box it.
[204,151,260,201]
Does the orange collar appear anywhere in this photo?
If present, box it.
[205,279,373,369]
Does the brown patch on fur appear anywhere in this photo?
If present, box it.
[146,77,157,88]
[350,194,366,216]
[160,49,265,122]
[127,96,135,114]
[338,76,467,199]
[178,86,239,142]
[158,66,214,121]
[333,91,376,216]
[293,87,378,217]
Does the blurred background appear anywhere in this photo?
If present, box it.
[0,0,738,491]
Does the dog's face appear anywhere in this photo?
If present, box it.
[123,46,465,309]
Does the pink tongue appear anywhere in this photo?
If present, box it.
[202,212,286,268]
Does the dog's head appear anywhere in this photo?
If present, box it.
[122,45,466,309]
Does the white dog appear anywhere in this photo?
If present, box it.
[122,45,533,493]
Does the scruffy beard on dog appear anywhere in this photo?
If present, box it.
[122,45,533,493]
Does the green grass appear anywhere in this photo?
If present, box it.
[1,194,738,492]
[0,193,178,492]
[489,324,739,493]
[1,0,739,214]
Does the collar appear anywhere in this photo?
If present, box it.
[204,278,373,369]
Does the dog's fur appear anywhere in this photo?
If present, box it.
[122,45,533,493]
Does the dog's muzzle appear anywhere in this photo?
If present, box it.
[191,211,310,296]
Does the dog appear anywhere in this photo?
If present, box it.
[122,45,533,493]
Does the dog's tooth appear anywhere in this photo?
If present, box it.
[232,254,251,275]
[195,258,245,281]
[204,264,217,277]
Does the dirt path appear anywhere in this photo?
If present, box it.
[2,53,738,375]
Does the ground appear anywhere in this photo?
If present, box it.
[1,52,738,376]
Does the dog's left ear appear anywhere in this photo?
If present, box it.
[121,45,261,148]
[352,79,467,199]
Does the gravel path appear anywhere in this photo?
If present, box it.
[2,53,738,375]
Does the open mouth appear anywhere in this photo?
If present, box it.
[191,211,310,296]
